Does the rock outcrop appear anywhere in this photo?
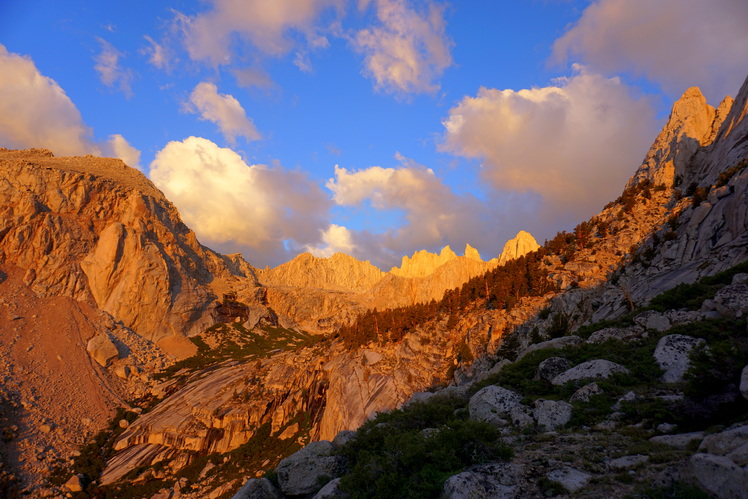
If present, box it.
[498,230,540,265]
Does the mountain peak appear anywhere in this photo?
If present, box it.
[628,85,721,189]
[464,243,481,261]
[497,230,540,265]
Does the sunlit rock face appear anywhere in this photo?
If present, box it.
[498,230,540,265]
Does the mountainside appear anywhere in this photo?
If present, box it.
[1,73,747,498]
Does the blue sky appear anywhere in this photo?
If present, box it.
[1,0,747,268]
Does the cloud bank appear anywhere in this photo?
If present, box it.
[440,67,658,232]
[187,82,261,143]
[149,136,331,267]
[552,0,748,102]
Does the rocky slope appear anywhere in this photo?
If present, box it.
[223,77,748,499]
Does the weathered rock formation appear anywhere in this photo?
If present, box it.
[498,230,540,265]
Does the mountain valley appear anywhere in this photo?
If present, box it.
[1,74,748,499]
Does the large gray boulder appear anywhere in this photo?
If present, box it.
[689,453,748,498]
[533,400,572,430]
[569,383,603,403]
[468,386,522,426]
[519,336,583,359]
[649,432,705,449]
[442,463,519,499]
[586,326,642,344]
[313,478,348,499]
[276,440,341,496]
[653,334,705,383]
[551,360,630,386]
[698,425,748,456]
[712,283,748,319]
[545,467,590,493]
[535,357,571,383]
[232,478,283,499]
[634,310,671,332]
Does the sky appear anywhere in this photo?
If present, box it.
[1,0,747,270]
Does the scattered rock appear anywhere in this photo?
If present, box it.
[332,430,356,447]
[312,477,348,499]
[656,423,677,434]
[551,360,630,386]
[442,463,519,499]
[569,382,603,403]
[649,431,704,449]
[545,467,591,493]
[612,391,637,411]
[533,399,572,430]
[87,333,120,367]
[535,357,571,383]
[608,455,648,470]
[39,424,53,434]
[712,283,748,319]
[64,474,84,492]
[653,334,705,383]
[519,336,582,359]
[698,425,748,455]
[119,419,129,429]
[634,310,671,332]
[468,386,523,426]
[276,440,342,496]
[733,273,748,285]
[508,405,534,428]
[115,365,130,379]
[689,453,748,499]
[586,326,642,344]
[231,478,283,499]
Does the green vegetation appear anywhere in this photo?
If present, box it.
[154,322,323,380]
[336,394,511,499]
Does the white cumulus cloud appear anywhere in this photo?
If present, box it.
[440,66,658,230]
[187,82,261,143]
[0,44,139,170]
[178,0,344,66]
[306,224,357,257]
[94,38,135,97]
[551,0,748,102]
[354,0,452,95]
[149,136,331,267]
[327,155,507,267]
[103,134,141,171]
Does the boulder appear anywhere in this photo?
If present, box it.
[519,336,583,359]
[232,478,283,499]
[733,273,748,285]
[698,425,748,455]
[332,430,356,447]
[313,478,348,499]
[442,463,519,499]
[653,334,705,383]
[728,441,748,467]
[64,474,84,493]
[634,310,671,332]
[468,386,522,426]
[608,455,648,470]
[689,453,748,498]
[276,440,342,496]
[712,283,748,319]
[87,333,120,367]
[545,467,590,493]
[586,326,642,344]
[649,432,705,449]
[535,357,571,383]
[533,400,572,430]
[551,360,630,386]
[508,405,535,428]
[569,383,603,403]
[741,365,748,401]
